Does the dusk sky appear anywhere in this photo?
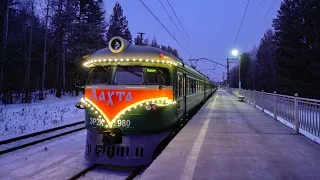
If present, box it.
[104,0,282,82]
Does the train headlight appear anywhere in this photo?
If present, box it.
[75,102,85,109]
[108,36,130,53]
[145,104,152,111]
[145,104,157,111]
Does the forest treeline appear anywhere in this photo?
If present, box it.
[0,0,180,104]
[229,0,320,99]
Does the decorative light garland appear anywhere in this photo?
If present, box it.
[83,58,183,67]
[80,97,176,128]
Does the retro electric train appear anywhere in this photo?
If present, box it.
[76,36,217,166]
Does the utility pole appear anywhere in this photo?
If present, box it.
[137,32,145,45]
[238,57,241,89]
[227,58,229,88]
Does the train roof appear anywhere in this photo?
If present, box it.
[83,36,215,85]
[90,45,183,63]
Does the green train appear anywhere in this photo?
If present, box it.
[75,36,217,166]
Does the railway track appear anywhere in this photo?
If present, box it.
[0,121,85,155]
[67,164,145,180]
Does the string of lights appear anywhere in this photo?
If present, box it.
[138,0,193,59]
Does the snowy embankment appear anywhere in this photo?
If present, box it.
[0,93,85,140]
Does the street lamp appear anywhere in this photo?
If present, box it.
[231,49,241,90]
[231,49,239,57]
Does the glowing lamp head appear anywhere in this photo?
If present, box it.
[231,49,239,57]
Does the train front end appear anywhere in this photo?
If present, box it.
[76,37,180,166]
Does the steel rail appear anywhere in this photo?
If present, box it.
[0,121,84,145]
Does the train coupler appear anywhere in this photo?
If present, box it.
[102,129,122,145]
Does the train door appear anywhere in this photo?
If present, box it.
[183,74,187,117]
[176,72,185,121]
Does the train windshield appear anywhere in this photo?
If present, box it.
[115,66,144,85]
[87,66,111,85]
[145,67,170,85]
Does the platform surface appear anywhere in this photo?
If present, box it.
[138,89,320,180]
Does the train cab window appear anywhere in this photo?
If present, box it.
[146,67,170,85]
[87,66,111,85]
[115,66,144,85]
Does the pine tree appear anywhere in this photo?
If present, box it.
[134,34,142,45]
[106,2,132,43]
[143,37,149,46]
[239,52,251,90]
[303,0,320,98]
[150,36,159,47]
[160,45,179,58]
[255,29,277,92]
[123,27,132,43]
[273,0,314,96]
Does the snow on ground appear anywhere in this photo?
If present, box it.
[0,130,134,180]
[78,166,133,180]
[0,130,89,180]
[0,93,85,140]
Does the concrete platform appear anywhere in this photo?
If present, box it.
[138,89,320,180]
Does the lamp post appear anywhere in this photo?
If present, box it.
[231,49,241,90]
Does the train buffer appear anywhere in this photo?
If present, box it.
[139,89,320,180]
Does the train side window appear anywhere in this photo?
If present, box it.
[197,81,200,92]
[182,75,185,96]
[192,80,195,94]
[196,81,198,92]
[178,74,183,97]
[187,78,190,95]
[177,75,180,97]
[190,79,192,94]
[191,80,194,94]
[190,79,193,94]
[186,78,188,95]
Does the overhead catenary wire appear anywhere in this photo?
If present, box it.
[233,0,251,48]
[138,0,193,58]
[166,0,201,58]
[158,0,198,58]
[245,0,279,50]
[244,0,266,50]
[251,0,266,29]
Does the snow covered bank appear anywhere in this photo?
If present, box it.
[0,94,85,140]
